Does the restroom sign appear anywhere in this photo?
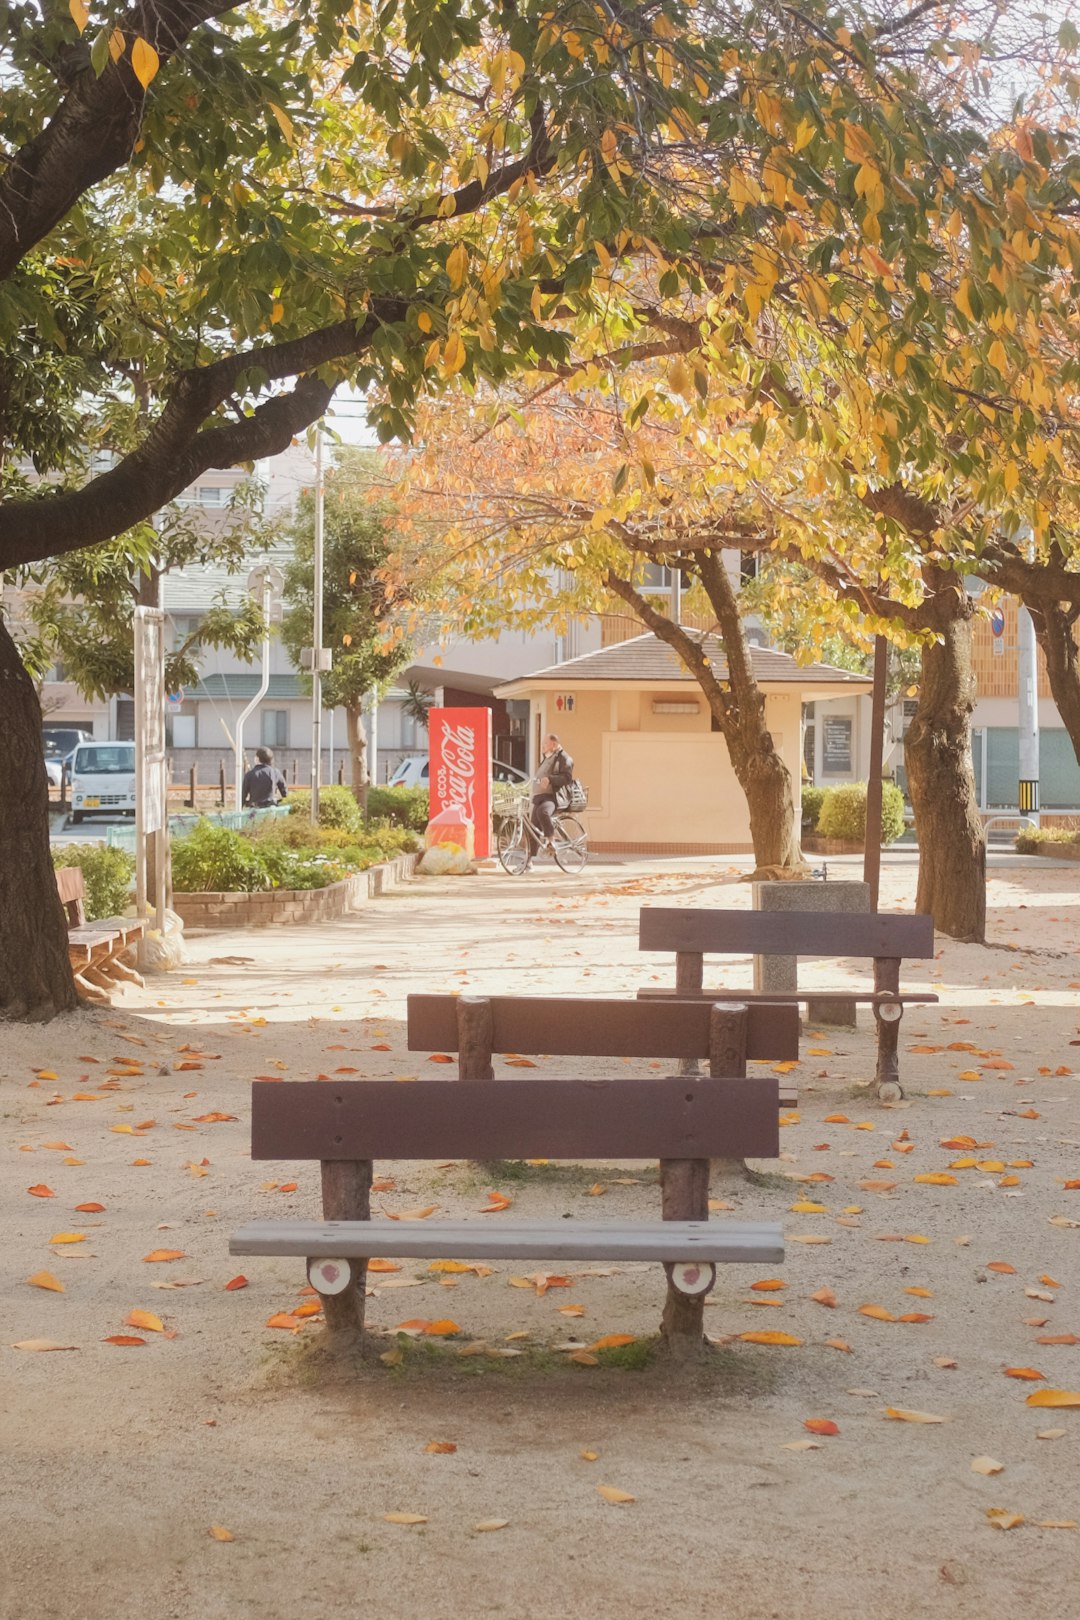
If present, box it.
[554,694,576,712]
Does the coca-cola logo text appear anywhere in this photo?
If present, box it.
[437,722,477,821]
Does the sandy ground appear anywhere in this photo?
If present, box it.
[2,850,1079,1620]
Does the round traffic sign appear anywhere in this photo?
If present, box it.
[990,607,1005,638]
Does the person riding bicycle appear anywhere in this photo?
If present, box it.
[529,732,574,860]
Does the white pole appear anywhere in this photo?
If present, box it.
[1018,600,1040,826]
[311,423,325,825]
[369,694,379,787]
[328,707,334,786]
[234,582,272,810]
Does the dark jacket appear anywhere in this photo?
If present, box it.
[242,762,287,808]
[535,747,573,798]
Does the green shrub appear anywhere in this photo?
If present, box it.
[1015,825,1080,853]
[367,785,429,831]
[817,781,906,845]
[801,786,827,832]
[52,844,135,921]
[172,821,269,892]
[288,785,363,834]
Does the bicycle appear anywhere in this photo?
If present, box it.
[496,792,589,875]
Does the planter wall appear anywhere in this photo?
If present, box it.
[802,835,866,856]
[1022,843,1080,862]
[174,852,418,929]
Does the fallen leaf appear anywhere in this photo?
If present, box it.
[26,1271,64,1293]
[750,1280,786,1293]
[788,1234,832,1245]
[1025,1389,1080,1408]
[803,1419,839,1436]
[1037,1429,1067,1439]
[738,1331,803,1346]
[424,1442,457,1454]
[224,1276,248,1291]
[859,1304,897,1322]
[810,1288,837,1308]
[596,1485,635,1504]
[884,1408,948,1423]
[48,1233,86,1245]
[986,1261,1016,1275]
[580,1449,599,1461]
[126,1309,165,1333]
[1037,1520,1077,1530]
[914,1174,958,1186]
[1005,1367,1047,1381]
[265,1313,299,1331]
[424,1319,460,1337]
[27,1184,55,1198]
[11,1339,79,1352]
[367,1259,402,1274]
[971,1456,1004,1475]
[143,1250,186,1263]
[1036,1334,1080,1346]
[208,1526,234,1542]
[588,1334,636,1351]
[986,1511,1024,1531]
[74,1203,105,1214]
[102,1335,146,1346]
[384,1512,428,1525]
[569,1350,599,1366]
[473,1519,510,1532]
[379,1348,404,1367]
[783,1438,822,1451]
[790,1201,828,1214]
[479,1192,512,1213]
[825,1338,853,1353]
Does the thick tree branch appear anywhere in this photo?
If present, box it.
[0,2,236,280]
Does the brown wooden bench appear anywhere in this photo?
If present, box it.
[56,867,145,1006]
[637,909,937,1102]
[230,994,790,1357]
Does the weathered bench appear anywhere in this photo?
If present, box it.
[637,908,937,1102]
[56,867,145,1006]
[230,994,788,1356]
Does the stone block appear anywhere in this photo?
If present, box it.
[751,879,871,1027]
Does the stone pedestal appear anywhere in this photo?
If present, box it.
[751,880,871,1027]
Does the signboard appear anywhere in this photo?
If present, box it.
[821,714,853,776]
[166,687,185,708]
[554,694,576,712]
[990,607,1006,637]
[135,607,166,833]
[429,706,493,859]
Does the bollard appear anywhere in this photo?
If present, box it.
[187,763,196,809]
[218,759,226,807]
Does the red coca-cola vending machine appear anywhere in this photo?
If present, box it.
[428,706,493,858]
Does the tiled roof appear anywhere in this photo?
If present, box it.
[516,633,870,685]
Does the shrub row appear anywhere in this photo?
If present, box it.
[52,844,135,921]
[802,781,906,845]
[1015,826,1080,854]
[171,816,421,893]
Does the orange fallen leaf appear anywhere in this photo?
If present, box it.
[27,1184,55,1198]
[126,1309,165,1333]
[424,1442,457,1454]
[824,1114,850,1124]
[1005,1366,1047,1381]
[750,1280,786,1292]
[423,1320,461,1336]
[810,1287,838,1308]
[789,1201,828,1214]
[224,1276,248,1291]
[479,1192,512,1213]
[103,1335,147,1347]
[914,1174,958,1186]
[858,1180,896,1193]
[265,1313,300,1331]
[1036,1334,1080,1346]
[367,1259,402,1273]
[1026,1389,1080,1408]
[192,1112,237,1123]
[208,1526,234,1542]
[803,1419,839,1436]
[905,1287,933,1298]
[26,1270,65,1293]
[588,1334,636,1351]
[859,1304,897,1322]
[596,1485,635,1504]
[825,1338,853,1353]
[1039,1275,1061,1288]
[427,1054,454,1064]
[738,1331,803,1346]
[986,1511,1024,1531]
[74,1202,105,1214]
[580,1448,599,1461]
[143,1250,186,1263]
[569,1350,599,1365]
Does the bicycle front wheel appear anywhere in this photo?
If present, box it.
[497,817,531,875]
[552,814,588,874]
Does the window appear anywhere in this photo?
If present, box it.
[640,563,673,589]
[261,709,288,747]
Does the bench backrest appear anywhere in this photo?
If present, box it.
[249,1075,780,1163]
[407,993,799,1063]
[55,866,86,927]
[639,907,935,961]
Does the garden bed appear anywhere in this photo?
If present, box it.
[174,851,418,929]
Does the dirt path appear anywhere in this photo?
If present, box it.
[2,854,1079,1619]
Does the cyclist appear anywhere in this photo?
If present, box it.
[528,732,574,864]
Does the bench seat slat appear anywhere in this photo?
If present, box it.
[636,988,939,1005]
[230,1218,785,1266]
[639,907,935,960]
[250,1076,780,1163]
[407,993,798,1063]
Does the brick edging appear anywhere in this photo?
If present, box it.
[1019,843,1080,862]
[173,852,418,929]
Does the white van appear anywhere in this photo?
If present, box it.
[69,742,137,824]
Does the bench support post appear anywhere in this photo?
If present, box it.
[675,951,704,1077]
[318,1159,372,1345]
[457,996,494,1081]
[659,1158,710,1354]
[873,958,903,1103]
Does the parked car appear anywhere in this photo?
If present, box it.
[43,725,94,761]
[387,755,529,790]
[68,741,137,824]
[45,757,63,790]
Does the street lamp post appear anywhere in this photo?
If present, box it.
[310,423,325,825]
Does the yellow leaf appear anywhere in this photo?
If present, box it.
[986,1511,1024,1531]
[914,1174,958,1186]
[384,1512,428,1525]
[424,1441,457,1454]
[69,0,89,34]
[580,1449,599,1462]
[417,310,432,333]
[126,1309,165,1334]
[49,1233,86,1245]
[108,27,125,62]
[1025,1389,1080,1408]
[587,1334,636,1351]
[473,1519,510,1532]
[130,37,160,91]
[267,102,294,145]
[884,1408,948,1423]
[446,243,469,290]
[971,1457,1004,1475]
[790,1201,827,1214]
[596,1484,635,1504]
[26,1271,65,1293]
[208,1525,234,1542]
[271,301,284,325]
[738,1331,803,1346]
[442,333,465,375]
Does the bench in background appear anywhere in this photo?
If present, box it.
[231,994,791,1358]
[637,908,937,1102]
[56,867,145,1006]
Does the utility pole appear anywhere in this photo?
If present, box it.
[310,424,325,825]
[1018,600,1041,826]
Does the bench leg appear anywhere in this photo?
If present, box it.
[104,955,145,988]
[73,971,112,1006]
[659,1157,710,1356]
[318,1159,372,1347]
[675,952,704,1076]
[873,959,903,1104]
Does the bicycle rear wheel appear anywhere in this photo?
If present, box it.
[497,817,531,875]
[552,814,588,873]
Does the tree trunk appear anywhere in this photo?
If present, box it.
[346,701,369,812]
[904,599,985,941]
[0,615,78,1021]
[1028,599,1080,767]
[605,556,801,868]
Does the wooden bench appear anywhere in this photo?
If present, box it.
[637,909,937,1102]
[56,867,145,1006]
[230,994,789,1357]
